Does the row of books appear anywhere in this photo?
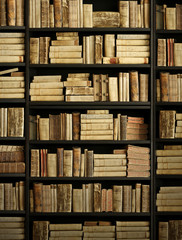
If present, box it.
[156,145,182,175]
[0,0,24,26]
[0,33,25,63]
[33,221,150,240]
[156,186,182,212]
[159,220,182,239]
[0,68,25,99]
[29,0,150,29]
[0,108,24,137]
[0,217,25,240]
[156,4,182,30]
[160,110,182,139]
[31,183,150,213]
[29,72,149,102]
[30,33,151,65]
[31,145,150,178]
[157,72,182,102]
[29,110,148,141]
[0,182,24,211]
[0,145,24,173]
[157,38,182,66]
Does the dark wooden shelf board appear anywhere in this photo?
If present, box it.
[156,175,182,179]
[30,177,151,182]
[30,140,151,145]
[29,28,151,32]
[30,212,150,217]
[0,63,25,67]
[0,174,25,178]
[156,102,182,106]
[0,137,25,141]
[0,211,25,215]
[0,99,25,104]
[30,64,151,68]
[156,66,182,71]
[156,212,182,216]
[156,138,182,143]
[0,26,25,30]
[156,30,182,34]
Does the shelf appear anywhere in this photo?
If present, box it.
[30,102,151,110]
[156,175,182,179]
[0,174,25,178]
[29,28,151,32]
[30,177,151,182]
[156,102,182,106]
[30,64,151,68]
[156,66,182,71]
[0,211,25,215]
[0,63,25,67]
[0,137,25,141]
[156,30,182,34]
[0,99,25,104]
[0,26,25,30]
[156,212,182,216]
[156,138,182,143]
[30,140,151,145]
[30,212,150,217]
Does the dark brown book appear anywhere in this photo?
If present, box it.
[39,37,51,64]
[169,220,178,239]
[57,184,72,212]
[29,115,37,140]
[84,221,98,226]
[95,35,103,64]
[33,221,49,240]
[7,0,16,26]
[176,4,182,30]
[62,0,69,27]
[41,0,49,27]
[33,183,43,212]
[130,71,139,101]
[7,108,24,137]
[57,148,64,177]
[49,114,61,140]
[0,0,7,26]
[0,162,25,173]
[0,151,24,163]
[87,150,93,177]
[53,0,62,27]
[160,72,169,102]
[123,185,132,212]
[94,183,101,212]
[99,221,112,226]
[31,149,40,177]
[73,147,81,177]
[30,38,39,64]
[120,115,127,140]
[159,110,176,138]
[72,112,80,140]
[142,185,150,212]
[157,39,166,66]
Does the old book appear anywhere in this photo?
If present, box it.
[174,43,182,66]
[83,4,93,28]
[94,183,101,212]
[160,72,169,101]
[63,150,73,177]
[50,58,83,64]
[33,221,49,240]
[106,189,113,212]
[7,0,16,26]
[140,74,149,101]
[93,12,120,28]
[159,222,168,240]
[119,57,149,64]
[57,148,64,177]
[57,184,72,212]
[40,37,51,64]
[87,150,93,177]
[117,232,150,238]
[130,71,139,101]
[73,147,81,177]
[0,0,7,26]
[95,35,103,64]
[144,0,150,28]
[47,154,57,177]
[132,189,136,212]
[156,5,163,30]
[73,189,82,212]
[108,77,118,101]
[166,8,176,30]
[49,4,54,27]
[39,118,49,140]
[119,1,129,28]
[53,0,62,27]
[30,38,39,64]
[129,1,137,28]
[157,39,166,66]
[176,4,182,30]
[33,183,43,212]
[104,35,115,57]
[69,0,78,28]
[123,185,132,212]
[72,112,80,140]
[135,183,141,212]
[49,114,61,140]
[31,149,39,177]
[7,108,24,137]
[142,185,150,212]
[113,185,122,212]
[103,57,119,64]
[159,110,176,138]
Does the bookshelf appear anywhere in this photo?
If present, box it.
[1,0,182,239]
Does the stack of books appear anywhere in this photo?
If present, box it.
[0,33,25,63]
[83,222,115,240]
[93,151,127,177]
[157,186,182,212]
[64,73,94,102]
[156,145,182,175]
[0,68,25,99]
[0,108,24,137]
[0,217,25,240]
[116,34,150,64]
[80,110,114,140]
[159,220,182,239]
[0,182,24,210]
[127,145,150,177]
[30,75,64,101]
[116,221,150,239]
[0,145,25,174]
[49,32,83,64]
[49,223,83,239]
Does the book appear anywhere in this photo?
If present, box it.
[93,12,120,28]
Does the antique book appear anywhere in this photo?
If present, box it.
[73,189,82,212]
[94,183,101,212]
[47,154,57,177]
[7,0,16,26]
[159,222,168,240]
[160,72,169,101]
[53,0,62,27]
[166,8,176,30]
[176,4,182,30]
[144,0,150,28]
[33,221,49,240]
[95,35,103,64]
[119,1,129,28]
[39,118,49,140]
[7,108,24,137]
[93,12,120,28]
[49,114,61,140]
[33,183,43,212]
[159,110,176,138]
[30,38,39,64]
[113,185,122,212]
[104,35,115,57]
[129,1,137,28]
[49,4,54,27]
[57,184,72,212]
[73,147,81,177]
[140,74,149,101]
[63,150,73,177]
[130,71,139,101]
[157,39,166,66]
[83,4,93,28]
[109,77,118,101]
[174,43,182,66]
[135,183,141,212]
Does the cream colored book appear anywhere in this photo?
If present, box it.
[0,82,25,88]
[157,162,182,169]
[119,57,149,64]
[0,93,24,98]
[157,193,182,199]
[81,114,113,119]
[49,52,82,58]
[66,87,94,95]
[47,153,57,177]
[50,58,83,64]
[109,77,118,101]
[93,172,126,177]
[81,119,113,123]
[51,40,79,46]
[50,46,82,52]
[157,157,182,163]
[30,89,63,96]
[156,199,182,206]
[30,82,64,89]
[64,81,91,87]
[56,36,79,41]
[0,38,24,44]
[104,34,115,57]
[116,226,150,231]
[166,8,176,30]
[49,224,82,230]
[0,33,25,38]
[0,89,25,93]
[39,118,49,140]
[103,57,119,64]
[94,154,125,159]
[116,221,149,226]
[117,34,150,39]
[157,206,182,211]
[66,96,94,102]
[174,43,182,66]
[117,46,150,52]
[83,4,93,28]
[156,150,182,156]
[0,68,19,75]
[0,45,25,50]
[116,39,149,46]
[31,96,64,101]
[68,73,90,78]
[87,110,109,114]
[0,77,24,81]
[50,231,83,237]
[117,51,150,57]
[0,56,24,63]
[80,135,113,140]
[83,226,115,232]
[84,233,115,238]
[81,123,113,130]
[94,166,126,172]
[0,50,25,56]
[94,159,126,167]
[81,130,113,135]
[33,76,61,82]
[157,169,182,174]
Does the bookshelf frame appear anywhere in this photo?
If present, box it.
[2,0,182,239]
